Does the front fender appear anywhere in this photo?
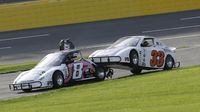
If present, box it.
[39,65,68,86]
[14,71,30,83]
[115,47,138,63]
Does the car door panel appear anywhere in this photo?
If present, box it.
[67,60,95,82]
[140,38,165,68]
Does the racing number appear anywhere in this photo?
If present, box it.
[72,63,83,79]
[150,50,165,67]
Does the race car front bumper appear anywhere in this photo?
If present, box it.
[91,56,121,64]
[9,81,42,91]
[174,61,181,68]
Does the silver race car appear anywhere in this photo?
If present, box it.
[89,36,180,74]
[9,50,113,92]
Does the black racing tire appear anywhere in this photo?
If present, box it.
[130,68,142,75]
[95,67,106,81]
[130,50,142,74]
[52,71,64,88]
[130,50,139,67]
[22,89,32,92]
[164,55,174,70]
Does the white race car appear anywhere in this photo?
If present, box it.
[9,50,113,92]
[89,36,180,74]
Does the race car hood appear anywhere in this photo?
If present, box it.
[163,46,176,53]
[169,47,176,51]
[14,67,50,84]
[89,47,124,57]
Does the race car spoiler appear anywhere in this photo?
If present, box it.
[91,56,121,64]
[9,81,42,91]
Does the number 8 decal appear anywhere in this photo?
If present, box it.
[150,50,165,67]
[72,63,83,79]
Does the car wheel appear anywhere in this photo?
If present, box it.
[130,50,142,74]
[130,68,142,75]
[53,71,64,88]
[22,89,31,92]
[164,55,174,70]
[95,67,106,81]
[130,50,139,66]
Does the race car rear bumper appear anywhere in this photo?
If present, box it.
[9,81,42,91]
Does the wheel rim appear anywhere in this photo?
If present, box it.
[167,57,173,68]
[98,71,105,79]
[132,53,138,65]
[56,75,63,86]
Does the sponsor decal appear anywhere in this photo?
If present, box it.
[142,49,146,67]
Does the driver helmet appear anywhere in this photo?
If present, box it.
[143,40,149,47]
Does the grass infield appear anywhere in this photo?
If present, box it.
[0,65,200,112]
[0,62,37,75]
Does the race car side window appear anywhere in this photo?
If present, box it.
[141,38,154,47]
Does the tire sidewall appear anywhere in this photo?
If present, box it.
[130,68,142,74]
[129,50,142,74]
[130,50,139,67]
[53,71,64,88]
[164,55,174,70]
[95,67,106,81]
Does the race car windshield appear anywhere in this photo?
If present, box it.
[109,37,140,48]
[35,53,64,68]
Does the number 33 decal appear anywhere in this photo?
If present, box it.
[150,50,165,67]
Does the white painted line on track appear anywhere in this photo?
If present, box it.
[0,34,49,42]
[0,46,12,50]
[142,24,200,33]
[160,33,200,40]
[180,16,200,21]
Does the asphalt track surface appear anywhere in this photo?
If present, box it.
[1,9,200,64]
[0,9,200,100]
